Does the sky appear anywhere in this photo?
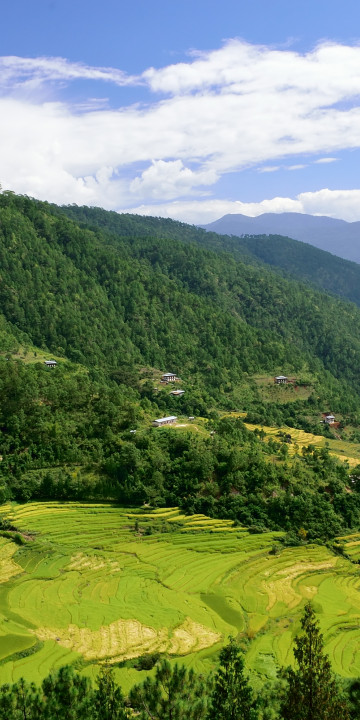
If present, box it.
[2,0,360,224]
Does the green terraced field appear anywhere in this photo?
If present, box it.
[245,423,360,468]
[0,503,360,691]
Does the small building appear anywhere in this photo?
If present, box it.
[324,414,335,424]
[274,375,288,384]
[152,415,177,427]
[161,373,178,383]
[188,416,195,421]
[44,360,57,368]
[169,389,185,396]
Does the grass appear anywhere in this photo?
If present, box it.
[1,502,360,691]
[252,375,314,404]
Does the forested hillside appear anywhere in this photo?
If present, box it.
[1,192,360,393]
[62,203,360,307]
[1,192,360,536]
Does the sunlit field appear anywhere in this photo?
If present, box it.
[244,423,360,468]
[1,502,360,691]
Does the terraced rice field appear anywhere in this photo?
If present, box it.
[336,532,360,561]
[245,423,360,468]
[0,503,360,690]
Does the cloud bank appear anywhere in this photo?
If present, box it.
[127,189,360,225]
[2,40,360,221]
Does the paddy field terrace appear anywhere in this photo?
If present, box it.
[0,502,360,692]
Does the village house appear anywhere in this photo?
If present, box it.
[324,413,335,424]
[169,389,185,396]
[44,360,57,368]
[152,415,177,427]
[161,373,178,383]
[274,375,288,384]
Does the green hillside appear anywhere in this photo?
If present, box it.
[1,192,360,398]
[1,192,360,537]
[62,202,360,307]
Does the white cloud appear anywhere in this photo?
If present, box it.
[297,188,360,221]
[2,41,360,210]
[129,160,217,200]
[0,56,135,93]
[314,157,338,164]
[123,189,360,225]
[258,166,281,173]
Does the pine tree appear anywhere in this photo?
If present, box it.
[0,678,43,720]
[129,658,211,720]
[281,603,350,720]
[208,638,257,720]
[42,665,91,720]
[92,666,129,720]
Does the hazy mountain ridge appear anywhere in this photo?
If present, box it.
[201,212,360,264]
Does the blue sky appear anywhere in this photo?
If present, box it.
[2,0,360,223]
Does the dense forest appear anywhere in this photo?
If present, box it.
[62,202,360,308]
[1,191,360,538]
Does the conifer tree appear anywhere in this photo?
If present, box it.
[208,638,257,720]
[0,677,43,720]
[129,658,211,720]
[281,603,350,720]
[42,665,91,720]
[92,666,129,720]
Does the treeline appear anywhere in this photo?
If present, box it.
[0,605,356,720]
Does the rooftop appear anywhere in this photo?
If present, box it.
[154,415,177,423]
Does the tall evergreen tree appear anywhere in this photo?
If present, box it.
[129,658,211,720]
[42,665,91,720]
[281,603,350,720]
[208,638,257,720]
[0,678,43,720]
[92,666,129,720]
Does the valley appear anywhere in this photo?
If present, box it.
[1,193,360,712]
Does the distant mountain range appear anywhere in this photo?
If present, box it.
[201,212,360,264]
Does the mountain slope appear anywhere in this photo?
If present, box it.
[201,212,360,264]
[1,193,360,536]
[2,192,360,408]
[61,204,360,309]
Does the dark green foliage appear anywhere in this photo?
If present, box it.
[0,677,42,720]
[346,678,360,719]
[61,203,360,309]
[208,638,257,720]
[280,604,350,720]
[3,192,360,404]
[0,666,129,720]
[92,667,129,720]
[42,665,92,720]
[129,658,212,720]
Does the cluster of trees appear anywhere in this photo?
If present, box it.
[0,605,355,719]
[1,395,359,538]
